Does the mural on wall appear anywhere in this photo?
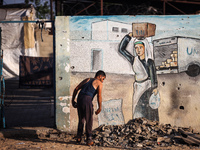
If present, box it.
[69,15,200,74]
[66,15,200,128]
[98,99,124,125]
[153,37,200,77]
[118,23,159,121]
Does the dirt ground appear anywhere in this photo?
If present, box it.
[0,133,199,150]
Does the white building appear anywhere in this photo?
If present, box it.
[70,20,154,75]
[92,20,132,41]
[71,20,133,74]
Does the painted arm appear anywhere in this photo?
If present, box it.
[118,33,134,65]
[71,78,90,108]
[95,82,103,115]
[148,59,158,94]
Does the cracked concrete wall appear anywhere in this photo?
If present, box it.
[158,72,200,132]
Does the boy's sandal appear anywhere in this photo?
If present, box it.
[87,141,94,146]
[76,137,82,143]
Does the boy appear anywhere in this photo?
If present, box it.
[72,70,106,145]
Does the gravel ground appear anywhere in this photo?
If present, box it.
[0,133,199,150]
[1,118,200,150]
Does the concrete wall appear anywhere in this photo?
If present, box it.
[55,15,200,132]
[158,72,200,131]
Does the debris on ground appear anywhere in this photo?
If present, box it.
[1,117,200,149]
[85,117,200,149]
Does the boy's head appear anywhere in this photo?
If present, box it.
[95,70,106,83]
[95,70,106,78]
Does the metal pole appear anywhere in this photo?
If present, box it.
[74,2,96,16]
[101,0,103,15]
[162,0,200,5]
[163,0,166,15]
[61,2,63,16]
[55,0,57,16]
[166,1,186,14]
[50,0,53,21]
[0,20,53,23]
[52,20,56,127]
[0,27,5,128]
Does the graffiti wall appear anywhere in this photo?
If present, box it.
[55,15,200,132]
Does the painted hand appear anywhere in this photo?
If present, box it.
[152,88,158,95]
[128,32,133,37]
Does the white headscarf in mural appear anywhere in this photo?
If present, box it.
[133,38,153,62]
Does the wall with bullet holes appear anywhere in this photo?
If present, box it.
[55,15,200,132]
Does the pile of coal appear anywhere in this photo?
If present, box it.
[91,117,199,149]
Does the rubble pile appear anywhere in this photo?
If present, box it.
[91,118,200,148]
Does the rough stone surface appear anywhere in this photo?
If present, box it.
[88,118,200,149]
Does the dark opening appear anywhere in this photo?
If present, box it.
[121,28,128,33]
[179,106,184,110]
[112,27,119,32]
[186,64,200,77]
[92,50,102,71]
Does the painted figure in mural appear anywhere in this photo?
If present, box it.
[118,32,159,121]
[72,70,106,146]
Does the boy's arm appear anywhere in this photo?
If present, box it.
[95,82,103,115]
[71,78,90,108]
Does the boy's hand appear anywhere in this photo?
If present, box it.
[95,108,101,115]
[72,101,77,108]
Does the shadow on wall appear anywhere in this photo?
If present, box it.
[161,73,189,117]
